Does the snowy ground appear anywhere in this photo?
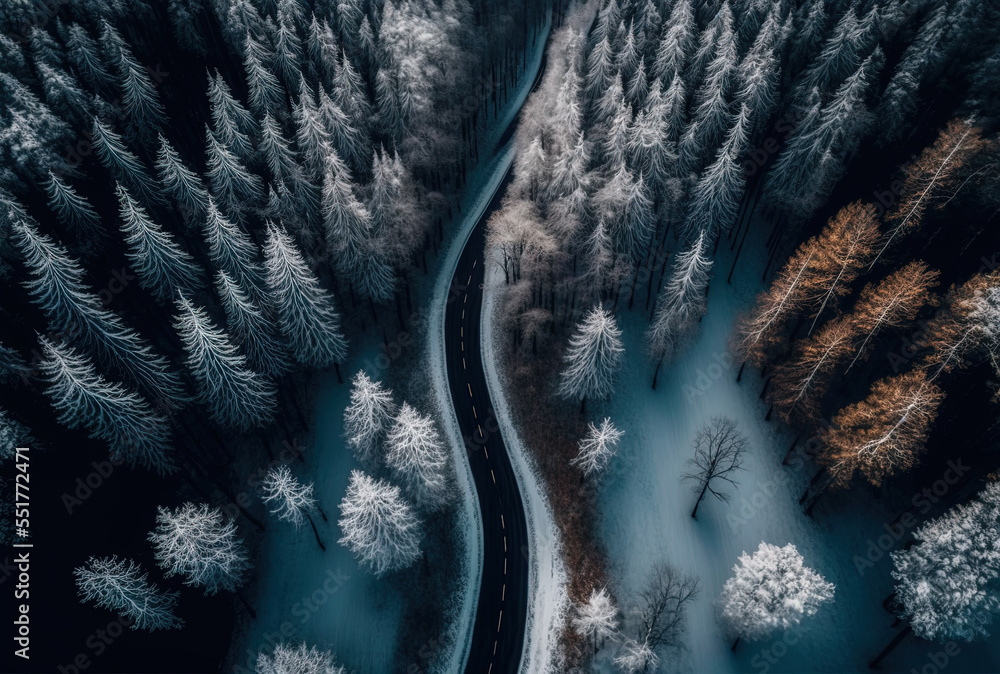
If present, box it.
[589,217,1000,673]
[228,14,552,674]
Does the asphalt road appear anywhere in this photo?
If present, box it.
[447,163,529,674]
[445,29,549,673]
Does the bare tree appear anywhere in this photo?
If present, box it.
[74,556,182,631]
[683,416,749,518]
[571,417,623,480]
[618,562,699,670]
[256,642,345,674]
[261,465,325,550]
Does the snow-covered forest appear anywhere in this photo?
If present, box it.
[3,0,1000,671]
[485,0,1000,670]
[0,0,553,670]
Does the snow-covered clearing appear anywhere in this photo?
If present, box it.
[229,13,552,674]
[590,218,1000,673]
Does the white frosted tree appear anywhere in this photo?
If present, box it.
[215,270,291,378]
[338,470,422,576]
[256,643,345,674]
[720,542,835,649]
[14,220,187,409]
[156,133,209,226]
[174,293,276,430]
[647,231,713,385]
[261,465,325,549]
[205,126,262,222]
[263,223,348,371]
[891,481,1000,643]
[148,503,251,595]
[45,172,100,236]
[573,586,619,654]
[571,417,623,479]
[39,337,175,474]
[385,403,451,511]
[343,371,397,465]
[74,556,182,631]
[559,306,625,412]
[92,118,162,207]
[203,198,264,302]
[244,31,285,118]
[614,638,658,674]
[117,183,202,302]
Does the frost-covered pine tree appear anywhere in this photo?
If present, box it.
[205,126,263,222]
[207,70,258,143]
[257,643,345,674]
[263,223,348,370]
[74,556,182,631]
[155,134,209,226]
[203,198,264,300]
[39,337,175,474]
[117,183,202,302]
[385,403,451,511]
[149,503,251,595]
[45,172,100,236]
[571,417,623,479]
[573,586,619,654]
[647,231,713,384]
[174,293,277,430]
[14,221,187,409]
[720,542,834,649]
[683,104,749,239]
[112,27,167,145]
[343,371,397,465]
[215,271,291,378]
[652,0,695,83]
[338,470,422,577]
[891,481,1000,643]
[92,118,162,207]
[294,79,331,179]
[244,31,285,118]
[66,23,113,92]
[560,306,625,412]
[258,112,301,185]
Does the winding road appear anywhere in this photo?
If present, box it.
[446,45,549,674]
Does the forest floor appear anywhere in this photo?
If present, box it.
[582,215,1000,673]
[226,13,552,674]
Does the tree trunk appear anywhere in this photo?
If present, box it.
[317,505,328,523]
[731,637,741,652]
[235,590,257,619]
[580,396,586,415]
[691,482,709,519]
[334,362,343,384]
[652,359,662,390]
[868,625,912,669]
[306,513,326,551]
[736,361,746,383]
[782,434,802,465]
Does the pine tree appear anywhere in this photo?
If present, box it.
[294,78,332,179]
[117,183,202,302]
[45,172,101,236]
[848,261,939,370]
[683,104,750,239]
[75,556,182,631]
[207,75,255,164]
[215,270,291,378]
[653,0,695,83]
[820,369,943,488]
[174,293,277,430]
[385,403,451,511]
[720,542,834,647]
[155,134,209,227]
[202,199,263,300]
[647,231,713,370]
[149,503,251,595]
[92,119,163,208]
[769,317,857,425]
[559,306,625,409]
[37,61,91,125]
[924,271,1000,379]
[873,120,986,267]
[205,126,263,222]
[67,23,113,92]
[39,338,175,474]
[891,481,1000,642]
[571,417,623,479]
[14,220,187,409]
[258,112,300,186]
[318,85,370,173]
[244,31,286,118]
[272,8,303,88]
[112,28,167,145]
[343,371,397,465]
[263,223,348,369]
[337,470,422,577]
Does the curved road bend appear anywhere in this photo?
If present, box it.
[447,164,526,674]
[448,43,549,674]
